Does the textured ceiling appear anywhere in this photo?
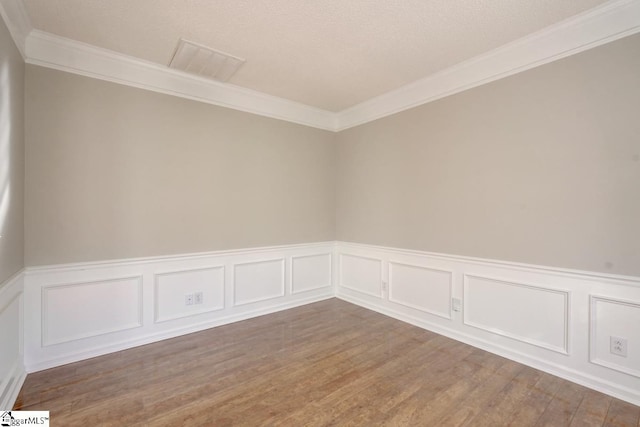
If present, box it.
[23,0,609,111]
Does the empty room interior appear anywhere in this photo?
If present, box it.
[1,0,640,425]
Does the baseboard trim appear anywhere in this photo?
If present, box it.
[336,292,640,407]
[0,362,26,410]
[26,292,333,373]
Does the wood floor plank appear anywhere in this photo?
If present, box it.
[462,366,545,427]
[570,389,612,427]
[604,399,640,427]
[13,298,638,426]
[533,380,587,426]
[385,350,498,426]
[506,372,564,426]
[434,357,525,426]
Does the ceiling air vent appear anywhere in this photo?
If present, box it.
[169,39,245,82]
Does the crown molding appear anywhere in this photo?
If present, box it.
[2,0,640,132]
[336,0,640,131]
[25,30,338,131]
[0,0,32,58]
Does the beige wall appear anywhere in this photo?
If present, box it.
[23,34,640,276]
[336,33,640,276]
[0,17,25,284]
[25,66,336,265]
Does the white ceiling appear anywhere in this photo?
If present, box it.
[22,0,609,112]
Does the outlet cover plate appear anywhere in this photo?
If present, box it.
[610,336,628,357]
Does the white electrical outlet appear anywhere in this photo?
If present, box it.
[381,281,388,292]
[185,294,194,306]
[452,298,462,312]
[610,336,628,357]
[194,292,203,305]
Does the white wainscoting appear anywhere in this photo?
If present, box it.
[339,254,383,298]
[590,296,640,379]
[335,241,640,406]
[0,270,26,410]
[389,262,452,319]
[291,253,332,295]
[12,240,640,408]
[42,276,143,346]
[154,266,225,323]
[463,274,569,354]
[23,242,334,373]
[233,258,285,306]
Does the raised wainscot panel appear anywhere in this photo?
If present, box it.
[463,274,569,354]
[42,276,143,346]
[234,259,285,306]
[590,296,640,378]
[291,253,332,294]
[339,254,382,298]
[154,266,225,323]
[0,293,21,399]
[389,262,452,319]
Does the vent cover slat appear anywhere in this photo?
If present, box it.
[169,39,245,82]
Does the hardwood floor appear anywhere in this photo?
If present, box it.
[14,298,640,426]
